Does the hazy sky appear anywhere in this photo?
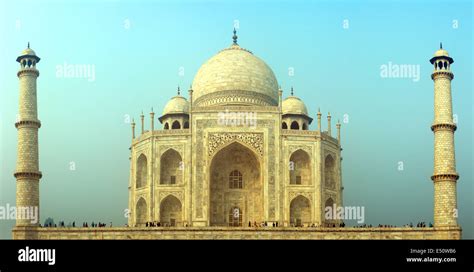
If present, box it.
[0,0,472,239]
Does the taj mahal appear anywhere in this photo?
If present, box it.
[12,30,462,239]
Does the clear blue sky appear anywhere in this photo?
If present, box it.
[0,0,472,239]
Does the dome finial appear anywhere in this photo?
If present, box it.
[440,42,443,49]
[232,28,238,45]
[27,42,30,49]
[290,86,294,96]
[177,86,181,95]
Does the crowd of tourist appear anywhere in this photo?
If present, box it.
[39,220,433,228]
[143,221,179,227]
[41,221,112,228]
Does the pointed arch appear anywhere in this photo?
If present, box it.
[136,154,147,188]
[210,137,263,159]
[289,149,311,185]
[135,197,147,227]
[171,120,181,129]
[282,122,288,129]
[160,149,183,185]
[325,197,334,209]
[290,121,299,130]
[290,195,311,227]
[160,195,182,226]
[210,141,263,226]
[325,154,336,189]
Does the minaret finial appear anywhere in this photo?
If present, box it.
[232,28,238,45]
[27,42,30,49]
[177,86,180,95]
[290,86,294,96]
[440,42,443,49]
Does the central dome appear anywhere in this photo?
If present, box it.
[192,44,279,107]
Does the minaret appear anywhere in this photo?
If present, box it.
[317,108,322,132]
[336,120,341,145]
[327,112,332,136]
[150,108,155,131]
[278,86,283,110]
[140,111,144,134]
[15,43,42,227]
[131,118,136,139]
[188,85,193,129]
[429,43,459,227]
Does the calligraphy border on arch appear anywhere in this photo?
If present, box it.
[207,132,264,157]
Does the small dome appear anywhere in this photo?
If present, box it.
[434,48,449,57]
[282,96,308,116]
[162,95,189,116]
[430,43,453,64]
[16,43,40,63]
[20,48,37,57]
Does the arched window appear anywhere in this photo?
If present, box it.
[164,123,169,130]
[289,149,311,185]
[229,170,243,189]
[160,149,182,185]
[290,121,299,130]
[444,61,448,69]
[282,122,288,129]
[171,120,181,129]
[325,198,334,215]
[324,198,335,224]
[290,195,311,227]
[135,197,147,227]
[228,207,242,227]
[136,154,147,188]
[302,123,308,130]
[160,195,182,227]
[183,121,189,129]
[325,155,335,189]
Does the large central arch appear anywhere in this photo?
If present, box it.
[209,142,263,226]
